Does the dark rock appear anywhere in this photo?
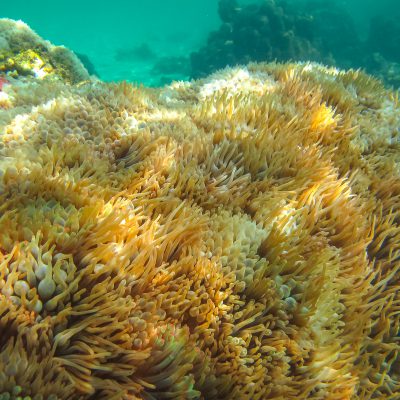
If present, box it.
[76,52,100,78]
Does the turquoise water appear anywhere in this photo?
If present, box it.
[2,0,400,87]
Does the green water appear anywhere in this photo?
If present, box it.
[2,0,400,87]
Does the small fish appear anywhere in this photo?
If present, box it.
[0,76,8,91]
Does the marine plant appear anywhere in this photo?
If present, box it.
[0,18,400,400]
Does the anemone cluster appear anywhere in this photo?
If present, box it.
[1,19,400,400]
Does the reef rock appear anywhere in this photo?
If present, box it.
[190,0,360,79]
[0,21,400,400]
[0,18,90,83]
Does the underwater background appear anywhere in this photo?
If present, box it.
[2,0,400,87]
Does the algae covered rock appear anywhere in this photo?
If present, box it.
[0,21,400,400]
[0,18,90,83]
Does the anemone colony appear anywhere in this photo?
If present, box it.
[0,18,400,400]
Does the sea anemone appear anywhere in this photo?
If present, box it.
[0,20,400,400]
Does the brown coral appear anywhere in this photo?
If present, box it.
[0,29,400,400]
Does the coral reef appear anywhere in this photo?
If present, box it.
[190,0,361,79]
[190,0,400,89]
[0,19,90,83]
[1,22,400,400]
